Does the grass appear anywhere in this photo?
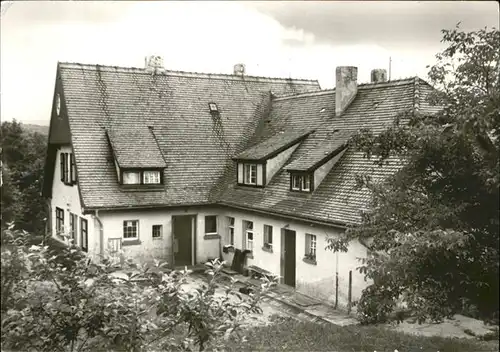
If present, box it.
[218,316,499,352]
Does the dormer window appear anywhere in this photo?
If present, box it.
[290,173,313,192]
[208,102,218,113]
[122,170,162,185]
[236,162,264,187]
[244,163,257,185]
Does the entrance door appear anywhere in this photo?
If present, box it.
[284,229,296,287]
[173,215,193,266]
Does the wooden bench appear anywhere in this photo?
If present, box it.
[247,265,275,281]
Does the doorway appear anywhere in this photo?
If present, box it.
[172,215,195,266]
[283,229,296,287]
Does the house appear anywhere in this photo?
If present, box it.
[43,58,436,308]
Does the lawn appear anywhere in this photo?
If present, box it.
[219,316,499,352]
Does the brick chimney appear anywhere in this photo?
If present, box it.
[335,66,358,116]
[233,63,245,76]
[145,55,165,73]
[371,69,387,83]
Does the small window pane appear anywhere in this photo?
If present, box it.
[205,215,217,234]
[123,171,141,184]
[143,171,161,184]
[123,220,138,239]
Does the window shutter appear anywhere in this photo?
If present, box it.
[70,153,76,183]
[237,163,244,184]
[256,164,263,186]
[60,152,65,182]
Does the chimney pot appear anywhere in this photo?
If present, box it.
[335,66,358,116]
[145,55,165,72]
[371,69,387,83]
[234,63,245,76]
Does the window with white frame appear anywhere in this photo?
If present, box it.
[243,164,257,185]
[143,171,161,184]
[305,233,317,259]
[263,224,273,250]
[243,220,254,252]
[152,224,163,239]
[56,207,64,236]
[123,220,139,240]
[80,218,88,252]
[227,217,235,245]
[123,171,141,185]
[290,173,312,192]
[70,213,78,244]
[205,215,217,234]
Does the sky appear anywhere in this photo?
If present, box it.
[1,1,498,125]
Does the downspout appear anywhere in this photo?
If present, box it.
[92,210,104,261]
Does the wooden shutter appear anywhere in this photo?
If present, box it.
[70,153,76,183]
[60,152,65,182]
[237,163,244,184]
[256,164,264,186]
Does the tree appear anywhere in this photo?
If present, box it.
[327,26,499,324]
[1,120,47,235]
[1,226,273,352]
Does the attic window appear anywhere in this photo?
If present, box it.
[208,102,219,113]
[122,170,162,185]
[290,173,313,193]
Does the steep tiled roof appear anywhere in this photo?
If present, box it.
[57,62,320,209]
[285,129,352,171]
[107,126,166,168]
[233,128,313,161]
[217,78,437,225]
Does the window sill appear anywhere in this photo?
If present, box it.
[203,233,220,240]
[262,246,273,253]
[122,239,142,246]
[302,257,317,265]
[152,237,163,241]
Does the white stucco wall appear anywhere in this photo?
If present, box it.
[265,144,299,185]
[218,208,370,309]
[50,146,96,255]
[97,207,224,266]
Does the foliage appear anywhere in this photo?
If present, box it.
[1,226,274,352]
[1,119,48,235]
[327,26,499,324]
[218,315,499,352]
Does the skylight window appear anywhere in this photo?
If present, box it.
[208,102,218,113]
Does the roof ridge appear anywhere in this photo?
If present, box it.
[58,62,320,85]
[273,77,419,101]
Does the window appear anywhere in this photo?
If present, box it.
[56,207,64,236]
[205,215,217,234]
[122,170,163,185]
[208,102,218,113]
[244,164,257,185]
[143,171,160,184]
[152,225,163,239]
[263,224,273,250]
[123,220,138,240]
[80,218,88,252]
[290,173,313,192]
[305,234,317,259]
[227,217,235,245]
[70,213,78,244]
[244,220,254,252]
[123,171,141,185]
[291,174,301,190]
